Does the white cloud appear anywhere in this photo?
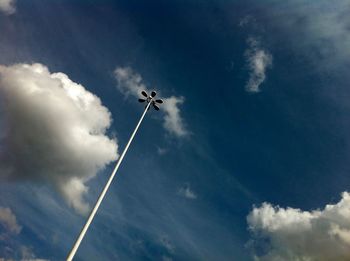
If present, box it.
[247,192,350,260]
[245,38,272,93]
[0,63,118,214]
[178,184,197,200]
[162,96,187,137]
[114,67,188,137]
[114,67,146,98]
[0,0,15,15]
[0,207,21,235]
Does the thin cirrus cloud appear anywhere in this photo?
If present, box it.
[114,67,188,137]
[245,37,272,93]
[247,192,350,260]
[265,1,350,69]
[0,63,118,215]
[0,0,15,15]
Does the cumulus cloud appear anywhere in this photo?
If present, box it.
[0,63,118,214]
[178,184,197,200]
[114,67,188,137]
[0,0,15,15]
[247,192,350,260]
[245,38,272,93]
[0,207,21,235]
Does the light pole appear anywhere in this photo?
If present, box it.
[67,91,163,261]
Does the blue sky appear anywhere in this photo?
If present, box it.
[1,0,350,260]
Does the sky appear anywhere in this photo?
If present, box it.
[1,0,350,260]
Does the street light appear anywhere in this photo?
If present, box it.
[138,90,164,110]
[67,91,163,261]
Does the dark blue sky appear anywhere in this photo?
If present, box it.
[1,0,350,260]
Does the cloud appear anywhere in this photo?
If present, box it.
[114,67,145,97]
[17,246,49,261]
[159,235,175,253]
[114,67,188,137]
[157,147,168,155]
[162,96,187,137]
[260,1,350,71]
[0,207,21,235]
[245,38,272,93]
[239,15,254,27]
[0,0,15,15]
[247,192,350,260]
[0,244,50,261]
[0,63,118,214]
[178,184,197,200]
[162,256,173,261]
[0,207,48,261]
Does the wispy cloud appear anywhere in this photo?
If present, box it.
[157,147,168,155]
[245,37,272,93]
[178,184,197,200]
[0,63,118,215]
[247,192,350,260]
[114,67,188,137]
[0,207,21,235]
[238,15,254,27]
[266,1,350,69]
[162,256,173,261]
[0,0,15,15]
[17,245,49,261]
[162,96,187,137]
[114,67,146,98]
[0,206,48,260]
[159,235,175,253]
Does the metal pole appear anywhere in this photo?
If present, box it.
[67,101,152,261]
